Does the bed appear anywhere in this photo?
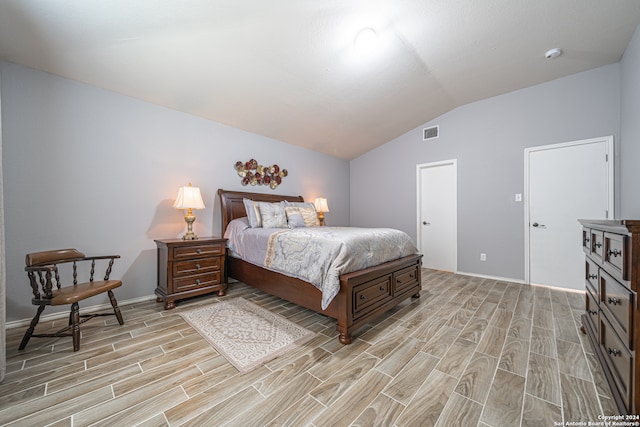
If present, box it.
[218,189,423,344]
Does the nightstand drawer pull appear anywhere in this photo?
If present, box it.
[360,295,366,300]
[588,274,598,280]
[608,249,621,257]
[588,310,598,315]
[379,286,385,291]
[595,242,602,248]
[608,297,621,306]
[608,347,621,357]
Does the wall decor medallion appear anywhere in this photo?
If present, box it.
[235,159,288,189]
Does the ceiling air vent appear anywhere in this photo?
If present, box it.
[423,125,439,141]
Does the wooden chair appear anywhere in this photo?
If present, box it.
[20,248,124,352]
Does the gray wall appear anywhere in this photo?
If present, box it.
[621,24,640,217]
[0,61,350,323]
[350,64,622,281]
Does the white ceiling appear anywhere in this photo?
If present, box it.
[1,1,639,160]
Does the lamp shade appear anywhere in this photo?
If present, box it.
[314,197,329,213]
[173,184,205,210]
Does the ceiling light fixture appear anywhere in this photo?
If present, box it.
[354,27,378,54]
[544,48,562,60]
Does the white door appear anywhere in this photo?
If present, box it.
[416,160,457,272]
[526,137,613,290]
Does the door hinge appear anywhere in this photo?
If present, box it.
[606,154,609,162]
[606,210,609,218]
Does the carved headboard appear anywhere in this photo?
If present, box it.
[217,189,304,236]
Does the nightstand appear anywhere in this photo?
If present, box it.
[154,237,227,310]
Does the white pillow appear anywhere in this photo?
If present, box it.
[243,198,262,228]
[258,202,288,228]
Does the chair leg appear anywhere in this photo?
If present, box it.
[19,305,46,350]
[108,290,124,325]
[70,302,80,352]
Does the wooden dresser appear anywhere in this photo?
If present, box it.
[155,237,227,310]
[579,219,640,414]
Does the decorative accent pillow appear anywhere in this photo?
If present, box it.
[243,198,262,228]
[285,207,306,228]
[283,201,319,227]
[257,202,288,228]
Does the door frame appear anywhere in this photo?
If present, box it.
[416,159,458,273]
[523,136,614,285]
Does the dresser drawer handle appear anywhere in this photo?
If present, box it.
[585,237,590,243]
[360,295,366,300]
[196,249,202,254]
[588,274,597,280]
[608,249,621,257]
[379,286,385,291]
[608,347,621,357]
[588,310,598,315]
[196,279,201,285]
[196,264,201,270]
[607,297,621,306]
[594,242,602,248]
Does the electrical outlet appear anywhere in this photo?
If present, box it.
[480,253,486,261]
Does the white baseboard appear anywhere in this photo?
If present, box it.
[5,294,158,330]
[455,271,585,294]
[455,270,526,284]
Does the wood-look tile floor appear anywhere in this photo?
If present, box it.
[1,269,619,426]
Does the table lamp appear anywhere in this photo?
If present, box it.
[173,183,205,240]
[314,197,329,226]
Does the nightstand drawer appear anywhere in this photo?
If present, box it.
[173,243,224,260]
[600,269,634,349]
[174,271,222,292]
[173,257,221,277]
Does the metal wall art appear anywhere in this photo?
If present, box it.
[235,159,288,189]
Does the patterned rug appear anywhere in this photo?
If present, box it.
[179,297,315,372]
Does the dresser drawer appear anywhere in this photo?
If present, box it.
[394,265,420,295]
[172,243,224,260]
[585,288,599,334]
[591,230,604,261]
[173,257,221,277]
[174,271,222,292]
[600,269,635,349]
[600,316,633,411]
[354,275,392,315]
[582,227,591,254]
[585,258,599,296]
[604,232,628,280]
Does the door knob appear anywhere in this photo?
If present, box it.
[532,222,546,228]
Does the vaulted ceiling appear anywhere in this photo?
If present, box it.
[1,1,639,160]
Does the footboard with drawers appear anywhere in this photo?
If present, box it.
[580,219,640,414]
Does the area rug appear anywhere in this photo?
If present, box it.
[179,297,315,372]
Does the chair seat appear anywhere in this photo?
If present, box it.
[33,280,122,306]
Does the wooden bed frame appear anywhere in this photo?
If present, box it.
[218,189,423,344]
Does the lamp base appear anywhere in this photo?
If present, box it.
[183,212,198,240]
